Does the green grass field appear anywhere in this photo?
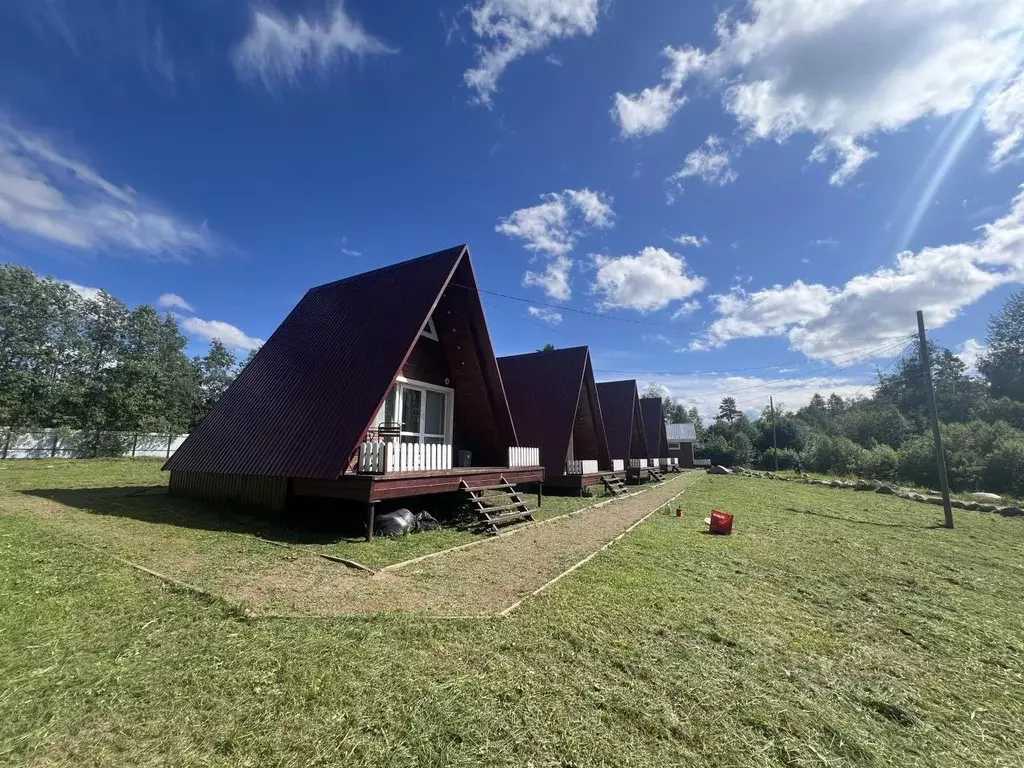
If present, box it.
[2,460,1023,766]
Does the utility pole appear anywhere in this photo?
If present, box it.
[917,310,954,529]
[770,396,779,472]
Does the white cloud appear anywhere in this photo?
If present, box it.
[179,316,264,352]
[498,188,613,300]
[693,185,1024,362]
[669,136,737,187]
[527,305,563,324]
[65,281,103,301]
[808,237,838,247]
[341,247,362,256]
[0,120,214,258]
[955,338,988,372]
[616,0,1024,184]
[612,47,707,137]
[464,0,600,105]
[672,299,702,319]
[523,255,573,301]
[158,293,193,312]
[591,247,707,313]
[673,234,709,248]
[233,3,396,87]
[985,71,1024,167]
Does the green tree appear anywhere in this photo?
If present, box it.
[718,397,740,423]
[538,343,556,352]
[979,290,1024,401]
[195,340,238,425]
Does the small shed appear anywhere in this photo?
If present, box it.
[498,346,613,491]
[596,380,649,475]
[666,423,696,468]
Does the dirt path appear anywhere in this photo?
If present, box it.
[250,472,702,617]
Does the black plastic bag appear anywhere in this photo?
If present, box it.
[415,511,440,532]
[374,508,416,536]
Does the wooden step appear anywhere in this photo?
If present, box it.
[474,501,531,517]
[460,482,519,493]
[473,508,534,534]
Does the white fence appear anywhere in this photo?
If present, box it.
[695,458,712,468]
[630,458,649,469]
[0,428,188,460]
[612,459,625,472]
[508,446,541,468]
[565,459,599,475]
[357,441,453,474]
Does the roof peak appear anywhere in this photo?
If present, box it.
[310,244,467,293]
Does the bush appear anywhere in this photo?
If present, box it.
[698,432,753,467]
[982,439,1024,497]
[806,435,866,476]
[758,448,800,471]
[859,443,899,480]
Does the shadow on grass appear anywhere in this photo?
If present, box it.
[22,487,481,546]
[787,507,940,530]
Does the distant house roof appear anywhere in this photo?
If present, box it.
[165,245,517,479]
[640,397,668,459]
[498,347,611,477]
[596,380,648,460]
[666,423,697,442]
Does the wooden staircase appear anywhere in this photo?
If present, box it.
[600,473,628,497]
[460,476,536,535]
[647,466,665,482]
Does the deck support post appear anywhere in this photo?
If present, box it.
[365,502,375,542]
[536,483,543,508]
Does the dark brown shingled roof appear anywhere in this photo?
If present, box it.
[165,245,515,479]
[498,346,611,478]
[596,380,648,460]
[640,397,668,460]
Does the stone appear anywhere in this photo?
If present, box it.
[909,493,926,502]
[707,465,732,475]
[963,501,980,511]
[876,485,895,495]
[854,482,875,491]
[977,504,997,513]
[830,480,843,488]
[969,492,1002,502]
[766,472,777,479]
[925,497,945,506]
[998,506,1024,517]
[950,500,967,510]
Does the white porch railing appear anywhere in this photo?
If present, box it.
[670,458,678,466]
[695,458,711,467]
[629,458,649,469]
[508,446,541,467]
[358,441,453,474]
[659,457,670,467]
[565,459,599,475]
[612,459,625,472]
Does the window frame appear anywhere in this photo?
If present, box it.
[668,441,682,450]
[373,376,454,445]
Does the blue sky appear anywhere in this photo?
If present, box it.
[1,0,1022,416]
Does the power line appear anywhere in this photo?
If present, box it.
[848,339,917,400]
[452,282,689,329]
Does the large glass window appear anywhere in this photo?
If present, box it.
[374,379,452,445]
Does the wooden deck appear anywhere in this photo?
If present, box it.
[291,465,546,502]
[544,471,624,492]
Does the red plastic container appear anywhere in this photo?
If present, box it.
[709,510,734,535]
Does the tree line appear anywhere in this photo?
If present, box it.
[0,264,250,436]
[655,291,1024,498]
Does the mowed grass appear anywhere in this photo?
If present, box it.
[2,463,1024,766]
[0,459,601,572]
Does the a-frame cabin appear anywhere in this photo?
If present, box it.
[497,346,614,493]
[165,245,543,538]
[596,380,654,483]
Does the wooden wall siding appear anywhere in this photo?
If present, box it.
[169,471,288,511]
[569,376,613,471]
[400,331,450,387]
[630,407,647,458]
[433,259,508,467]
[668,443,695,468]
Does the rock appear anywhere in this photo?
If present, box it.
[950,500,967,509]
[707,465,732,475]
[854,482,875,491]
[977,503,997,513]
[733,466,747,474]
[766,472,777,479]
[963,501,980,511]
[876,485,895,495]
[909,493,926,502]
[830,480,843,488]
[998,506,1024,517]
[969,492,1002,502]
[925,497,945,506]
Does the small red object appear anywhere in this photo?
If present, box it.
[676,507,684,517]
[709,510,733,535]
